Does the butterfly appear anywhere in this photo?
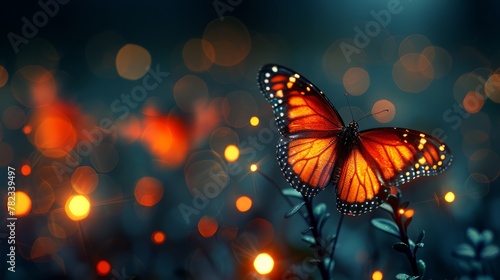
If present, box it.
[258,64,452,216]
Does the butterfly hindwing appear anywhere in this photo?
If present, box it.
[335,147,390,215]
[259,64,343,196]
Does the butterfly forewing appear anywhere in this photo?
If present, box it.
[259,64,343,196]
[358,128,452,187]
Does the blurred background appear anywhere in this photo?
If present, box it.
[0,0,499,279]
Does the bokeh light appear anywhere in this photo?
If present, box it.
[202,17,251,66]
[141,115,189,168]
[403,209,414,218]
[209,127,239,156]
[10,65,57,107]
[115,44,151,80]
[198,215,218,238]
[371,99,395,123]
[134,177,163,207]
[250,164,258,172]
[7,191,32,217]
[444,191,455,203]
[152,231,166,244]
[182,38,215,72]
[96,260,111,276]
[224,144,240,162]
[250,116,260,126]
[21,164,31,176]
[343,67,370,96]
[236,196,252,212]
[393,54,434,93]
[71,166,99,195]
[0,65,8,87]
[222,90,258,128]
[485,72,500,103]
[462,91,484,114]
[254,253,274,275]
[372,270,383,280]
[30,237,58,261]
[173,75,209,113]
[90,143,119,173]
[65,195,91,221]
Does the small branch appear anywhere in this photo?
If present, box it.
[303,195,330,280]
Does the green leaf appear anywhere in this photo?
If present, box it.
[482,229,493,244]
[395,273,411,280]
[282,188,303,199]
[302,235,316,245]
[453,243,475,259]
[415,243,424,248]
[379,202,394,214]
[416,230,426,244]
[371,218,400,238]
[480,244,499,260]
[393,242,409,253]
[417,259,426,277]
[307,259,321,264]
[284,201,306,218]
[301,227,313,234]
[318,212,331,231]
[467,227,481,246]
[314,203,327,216]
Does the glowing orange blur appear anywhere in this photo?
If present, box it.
[65,195,90,221]
[152,231,166,244]
[198,216,218,238]
[254,253,274,275]
[134,177,163,207]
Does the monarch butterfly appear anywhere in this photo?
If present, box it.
[258,64,452,216]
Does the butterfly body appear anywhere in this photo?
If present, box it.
[259,64,452,216]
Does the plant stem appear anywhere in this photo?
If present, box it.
[329,213,344,272]
[393,214,419,277]
[303,195,330,280]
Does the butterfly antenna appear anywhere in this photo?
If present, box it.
[344,94,355,122]
[357,109,390,122]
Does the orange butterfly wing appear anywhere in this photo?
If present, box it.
[259,64,343,196]
[336,128,452,215]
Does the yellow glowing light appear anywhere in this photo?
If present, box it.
[372,270,383,280]
[65,195,90,221]
[404,209,414,218]
[236,196,252,212]
[398,208,405,215]
[7,191,31,217]
[254,253,274,275]
[250,116,260,126]
[224,144,240,162]
[444,191,455,203]
[250,164,258,172]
